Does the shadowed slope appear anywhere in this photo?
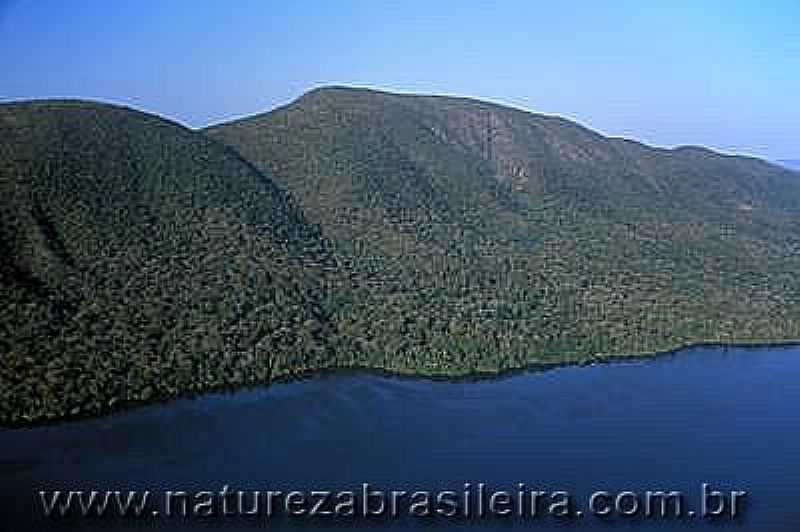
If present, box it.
[0,100,337,424]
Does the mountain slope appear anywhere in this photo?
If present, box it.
[207,86,800,372]
[3,90,799,424]
[0,100,337,424]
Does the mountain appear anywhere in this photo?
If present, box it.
[0,100,338,424]
[207,86,800,372]
[776,159,800,172]
[4,89,800,425]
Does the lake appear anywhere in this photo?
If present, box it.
[1,345,799,531]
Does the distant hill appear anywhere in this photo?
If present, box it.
[0,100,338,424]
[208,86,800,373]
[776,159,800,172]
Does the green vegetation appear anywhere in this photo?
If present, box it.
[207,87,800,373]
[3,88,800,425]
[0,101,338,424]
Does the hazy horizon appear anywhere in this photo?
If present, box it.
[1,1,797,160]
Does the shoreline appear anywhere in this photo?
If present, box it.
[269,337,800,386]
[3,337,799,430]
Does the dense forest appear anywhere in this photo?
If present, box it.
[0,101,339,424]
[2,88,800,424]
[207,87,800,372]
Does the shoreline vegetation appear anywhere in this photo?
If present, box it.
[3,337,799,429]
[3,89,800,427]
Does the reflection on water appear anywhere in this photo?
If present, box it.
[1,345,799,531]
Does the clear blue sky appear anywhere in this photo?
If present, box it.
[1,1,798,159]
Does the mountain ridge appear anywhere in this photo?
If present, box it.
[206,85,800,382]
[210,86,785,170]
[10,89,790,172]
[3,88,800,425]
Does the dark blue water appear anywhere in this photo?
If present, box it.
[2,345,799,531]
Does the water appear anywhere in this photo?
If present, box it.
[1,345,799,531]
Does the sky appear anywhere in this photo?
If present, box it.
[1,1,798,159]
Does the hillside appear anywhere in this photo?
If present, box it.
[207,86,800,373]
[0,101,338,424]
[3,89,800,425]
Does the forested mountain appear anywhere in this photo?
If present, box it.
[0,101,338,424]
[208,86,800,374]
[3,89,800,424]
